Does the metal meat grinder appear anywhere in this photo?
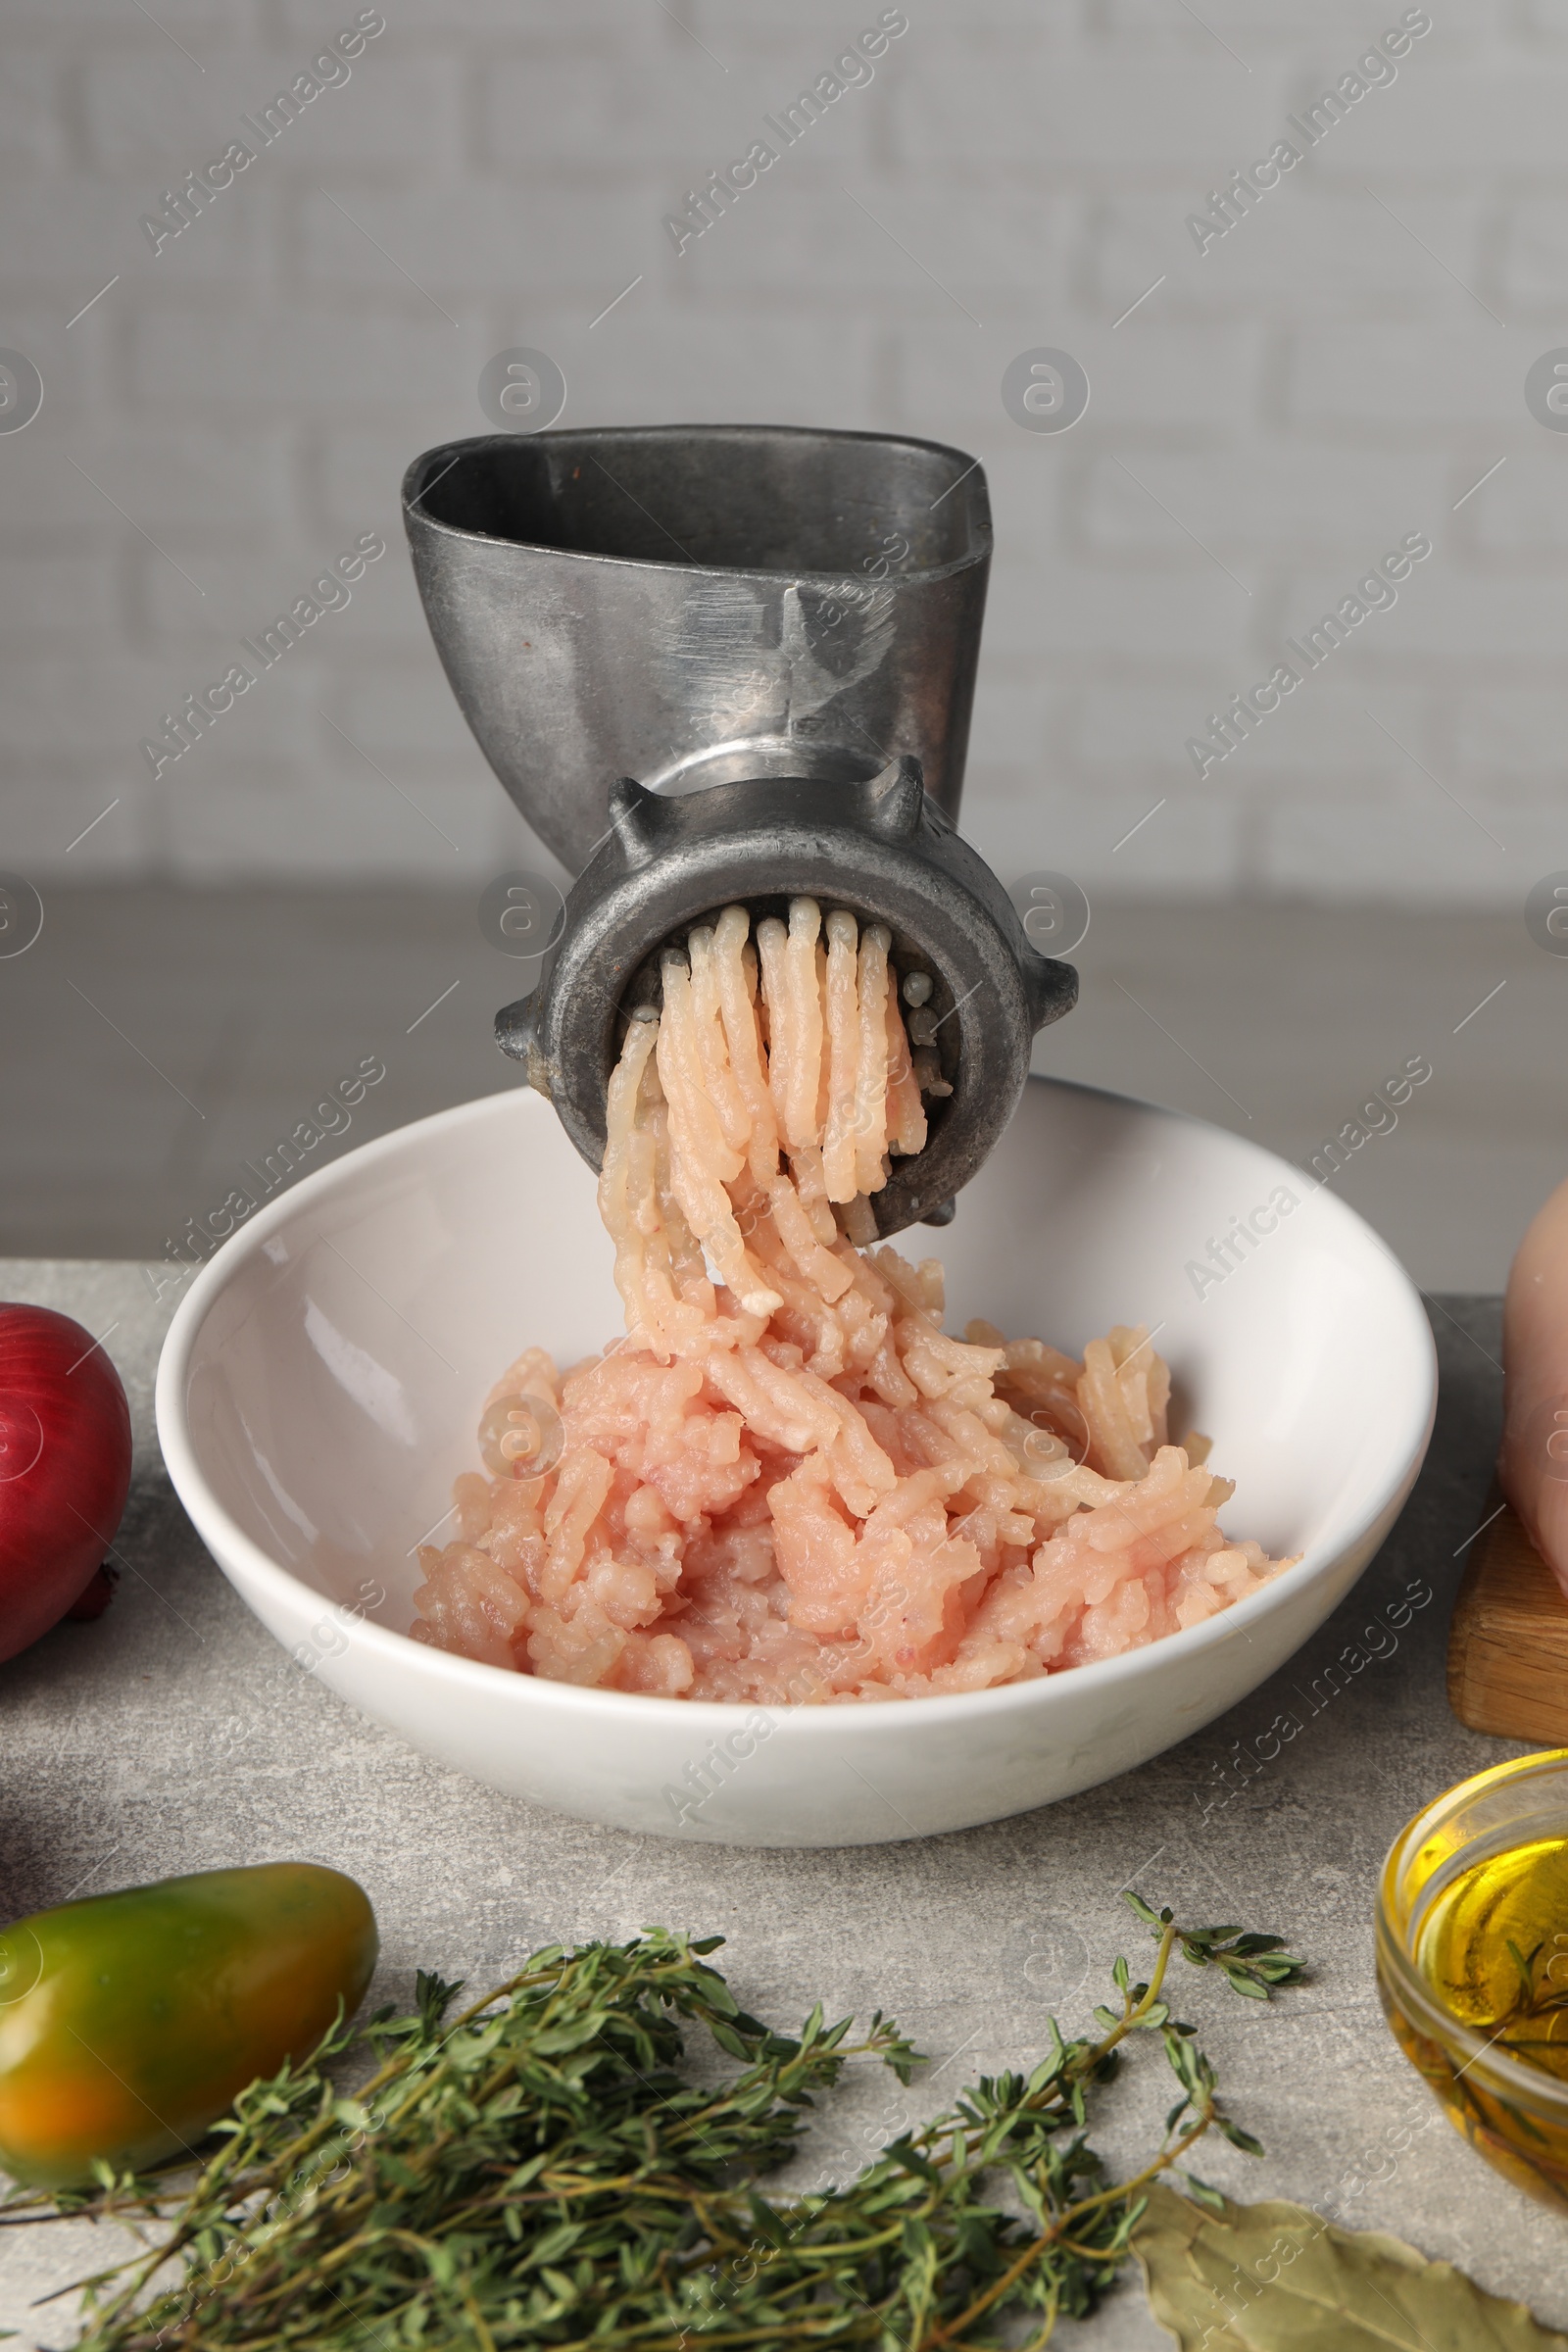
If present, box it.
[401,423,1076,1236]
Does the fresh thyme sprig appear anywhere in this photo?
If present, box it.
[1123,1890,1309,2002]
[3,1891,1308,2351]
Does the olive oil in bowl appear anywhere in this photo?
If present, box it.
[1378,1752,1568,2208]
[1419,1833,1568,2082]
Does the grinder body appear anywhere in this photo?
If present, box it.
[402,423,1075,1236]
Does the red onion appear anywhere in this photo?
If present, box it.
[0,1305,132,1663]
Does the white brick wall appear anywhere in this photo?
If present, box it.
[0,0,1563,902]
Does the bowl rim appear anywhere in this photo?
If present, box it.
[155,1077,1438,1731]
[1376,1749,1568,2115]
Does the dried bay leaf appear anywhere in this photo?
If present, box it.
[1134,2180,1568,2350]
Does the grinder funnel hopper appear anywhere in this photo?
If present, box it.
[402,422,1075,1234]
[405,423,990,863]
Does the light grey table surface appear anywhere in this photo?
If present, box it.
[0,1261,1560,2347]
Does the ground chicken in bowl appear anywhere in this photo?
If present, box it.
[412,901,1289,1700]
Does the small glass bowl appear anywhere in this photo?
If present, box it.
[1376,1748,1568,2210]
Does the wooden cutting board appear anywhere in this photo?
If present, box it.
[1447,1498,1568,1742]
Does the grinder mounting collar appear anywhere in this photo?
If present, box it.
[498,756,1076,1240]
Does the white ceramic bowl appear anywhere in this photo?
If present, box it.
[156,1080,1436,1848]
